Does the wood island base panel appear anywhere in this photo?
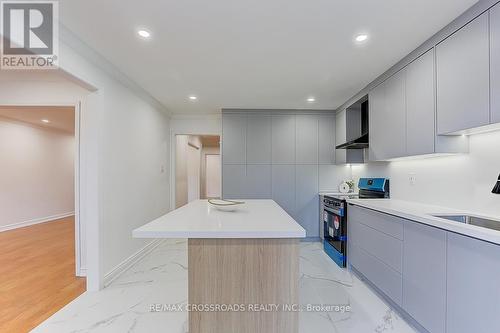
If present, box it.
[188,238,300,333]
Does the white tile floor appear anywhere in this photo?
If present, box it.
[32,240,418,333]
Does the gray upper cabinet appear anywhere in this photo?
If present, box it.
[436,12,490,134]
[222,114,247,164]
[490,4,500,124]
[369,69,406,161]
[246,114,272,164]
[447,233,500,333]
[296,115,319,164]
[318,115,335,164]
[403,221,446,333]
[222,164,246,199]
[406,49,435,156]
[272,115,295,164]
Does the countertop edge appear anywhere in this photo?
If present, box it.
[133,230,307,239]
[346,199,500,246]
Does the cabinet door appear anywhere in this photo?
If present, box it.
[222,114,246,164]
[447,233,500,333]
[406,49,435,156]
[403,221,446,333]
[318,115,335,164]
[295,165,318,237]
[335,110,347,164]
[272,115,295,164]
[490,4,500,124]
[369,70,406,160]
[436,13,490,134]
[247,114,271,164]
[271,165,295,216]
[245,164,271,199]
[296,115,318,164]
[222,164,246,199]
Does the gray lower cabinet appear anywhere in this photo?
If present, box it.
[271,165,295,216]
[436,12,490,134]
[246,114,271,164]
[348,205,403,305]
[272,115,296,164]
[403,221,446,333]
[222,114,247,164]
[446,233,500,333]
[295,165,318,237]
[490,3,500,124]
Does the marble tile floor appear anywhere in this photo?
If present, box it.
[32,240,418,333]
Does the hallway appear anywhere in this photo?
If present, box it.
[0,217,86,332]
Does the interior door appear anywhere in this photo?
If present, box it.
[205,154,221,198]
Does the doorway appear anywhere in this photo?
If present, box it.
[175,135,221,208]
[0,105,85,332]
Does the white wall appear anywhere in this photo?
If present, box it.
[350,131,500,217]
[0,118,74,230]
[200,146,221,199]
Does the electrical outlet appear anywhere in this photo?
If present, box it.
[409,173,417,186]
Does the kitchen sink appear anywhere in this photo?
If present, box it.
[432,215,500,232]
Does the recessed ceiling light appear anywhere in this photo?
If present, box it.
[355,34,369,43]
[137,29,151,39]
[41,119,50,123]
[189,95,198,101]
[307,97,316,103]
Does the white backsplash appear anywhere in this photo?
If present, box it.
[348,130,500,217]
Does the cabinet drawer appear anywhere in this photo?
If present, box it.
[349,205,404,240]
[350,243,402,306]
[350,220,402,273]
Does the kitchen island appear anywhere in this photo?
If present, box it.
[133,199,306,333]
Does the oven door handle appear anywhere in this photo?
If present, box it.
[324,207,344,217]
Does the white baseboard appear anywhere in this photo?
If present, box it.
[0,212,75,233]
[103,239,164,287]
[77,267,87,277]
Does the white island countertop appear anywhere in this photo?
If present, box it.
[347,199,500,245]
[133,199,306,239]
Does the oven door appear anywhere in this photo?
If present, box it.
[323,207,347,266]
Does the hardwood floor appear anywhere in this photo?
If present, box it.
[0,217,86,333]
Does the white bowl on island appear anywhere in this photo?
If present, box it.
[208,199,245,212]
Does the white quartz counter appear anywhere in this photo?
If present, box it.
[133,199,306,239]
[347,199,500,245]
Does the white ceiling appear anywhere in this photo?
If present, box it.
[0,106,75,133]
[60,0,478,114]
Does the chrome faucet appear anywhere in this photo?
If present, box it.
[493,174,500,194]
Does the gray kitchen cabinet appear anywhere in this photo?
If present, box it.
[490,4,500,125]
[296,115,319,164]
[222,164,246,199]
[403,221,446,333]
[405,49,435,156]
[446,232,500,333]
[436,12,490,134]
[271,165,296,216]
[245,164,271,199]
[369,69,406,161]
[272,115,295,164]
[318,115,335,164]
[348,205,403,305]
[295,165,319,238]
[246,114,272,164]
[222,114,247,164]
